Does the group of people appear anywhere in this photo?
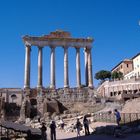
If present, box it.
[40,120,56,140]
[75,109,121,138]
[76,115,90,137]
[40,116,90,139]
[27,109,121,140]
[40,118,65,140]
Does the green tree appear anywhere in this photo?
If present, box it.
[111,71,118,80]
[94,70,111,81]
[111,71,123,80]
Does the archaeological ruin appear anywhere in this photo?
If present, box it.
[18,30,96,120]
[0,31,96,122]
[23,30,94,90]
[22,30,96,101]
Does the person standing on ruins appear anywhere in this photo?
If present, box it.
[76,118,82,137]
[114,109,121,126]
[60,118,64,130]
[50,120,56,140]
[83,115,90,136]
[41,122,47,140]
[26,129,32,140]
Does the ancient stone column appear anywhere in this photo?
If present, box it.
[24,45,31,88]
[76,47,81,88]
[37,47,43,88]
[64,47,69,88]
[87,48,93,88]
[50,47,56,88]
[84,48,88,86]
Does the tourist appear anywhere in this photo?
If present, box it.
[83,115,90,136]
[76,118,82,137]
[114,109,121,126]
[60,118,64,130]
[50,120,56,140]
[26,129,32,140]
[41,122,47,140]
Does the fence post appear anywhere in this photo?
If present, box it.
[105,113,107,122]
[136,113,138,125]
[129,113,131,124]
[96,114,98,122]
[123,113,125,124]
[0,125,2,138]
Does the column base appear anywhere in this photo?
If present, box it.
[88,85,94,89]
[24,85,30,89]
[37,85,43,89]
[64,85,69,88]
[50,85,56,89]
[77,85,82,89]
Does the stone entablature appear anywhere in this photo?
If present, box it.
[23,30,93,48]
[47,30,71,38]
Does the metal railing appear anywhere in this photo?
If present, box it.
[93,113,140,125]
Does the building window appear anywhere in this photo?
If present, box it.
[127,64,129,68]
[137,65,139,68]
[11,94,17,103]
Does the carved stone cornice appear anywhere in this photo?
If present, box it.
[22,30,94,48]
[84,47,92,53]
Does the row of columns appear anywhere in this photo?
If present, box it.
[24,45,93,89]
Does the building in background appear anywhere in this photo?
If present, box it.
[124,53,140,79]
[132,53,140,78]
[97,52,140,100]
[0,88,23,106]
[111,59,133,76]
[97,79,140,99]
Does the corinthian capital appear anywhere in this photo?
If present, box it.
[84,47,91,53]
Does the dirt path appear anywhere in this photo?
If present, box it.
[62,134,140,140]
[46,122,140,140]
[47,129,140,140]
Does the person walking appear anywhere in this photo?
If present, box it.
[83,115,90,136]
[114,109,121,126]
[50,120,56,140]
[41,122,47,140]
[76,118,82,137]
